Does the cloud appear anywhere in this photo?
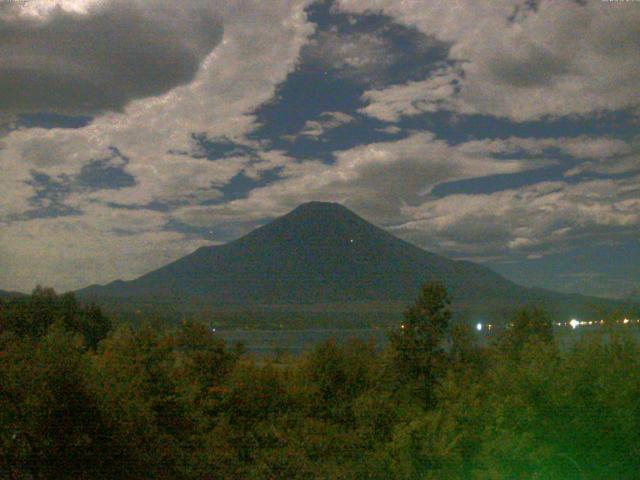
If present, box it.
[1,0,636,296]
[299,9,444,87]
[376,125,402,134]
[302,29,398,84]
[394,175,640,259]
[0,0,314,213]
[170,131,639,268]
[0,206,209,292]
[0,0,223,114]
[337,0,640,121]
[359,65,475,121]
[0,0,315,291]
[565,155,640,177]
[455,136,632,160]
[0,113,19,152]
[299,111,354,139]
[171,131,540,227]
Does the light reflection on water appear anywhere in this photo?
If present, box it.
[212,325,640,355]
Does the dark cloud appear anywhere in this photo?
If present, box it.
[0,1,223,114]
[487,44,569,88]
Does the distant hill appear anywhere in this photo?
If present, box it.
[77,202,627,321]
[0,289,26,299]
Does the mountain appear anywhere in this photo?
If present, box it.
[77,202,624,320]
[0,289,26,299]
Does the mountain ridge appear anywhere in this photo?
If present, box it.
[0,289,26,299]
[76,201,625,320]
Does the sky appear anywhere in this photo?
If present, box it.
[0,0,638,299]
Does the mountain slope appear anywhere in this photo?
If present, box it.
[0,289,25,299]
[76,202,622,318]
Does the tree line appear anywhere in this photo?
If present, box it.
[1,283,639,478]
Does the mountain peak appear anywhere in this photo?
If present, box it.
[257,201,376,239]
[288,201,352,216]
[296,200,344,208]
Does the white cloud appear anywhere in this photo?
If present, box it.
[360,65,476,121]
[456,135,632,160]
[0,0,315,212]
[376,125,402,134]
[564,138,640,176]
[1,0,637,295]
[0,208,210,292]
[170,133,640,269]
[299,111,354,139]
[565,155,640,177]
[302,29,398,83]
[394,175,640,260]
[337,0,640,121]
[171,131,541,227]
[0,0,315,291]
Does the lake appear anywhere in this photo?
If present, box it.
[212,323,640,356]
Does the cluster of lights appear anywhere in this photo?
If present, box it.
[558,318,640,329]
[471,318,639,332]
[400,318,639,333]
[475,323,493,332]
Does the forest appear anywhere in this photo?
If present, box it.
[1,284,639,479]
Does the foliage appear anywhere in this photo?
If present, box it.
[1,287,640,478]
[389,282,452,404]
[0,286,110,349]
[497,306,554,355]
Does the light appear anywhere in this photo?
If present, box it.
[623,318,629,324]
[476,323,483,332]
[570,319,580,329]
[401,324,406,330]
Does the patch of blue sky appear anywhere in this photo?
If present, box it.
[76,148,135,190]
[188,134,260,161]
[16,147,135,220]
[105,201,178,213]
[249,0,447,158]
[397,109,639,145]
[203,169,284,206]
[19,113,93,129]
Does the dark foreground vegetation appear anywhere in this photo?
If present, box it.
[1,285,639,479]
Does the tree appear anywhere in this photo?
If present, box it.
[389,282,451,403]
[80,303,111,350]
[0,324,115,479]
[0,288,111,349]
[498,306,553,354]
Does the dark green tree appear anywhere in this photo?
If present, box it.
[389,282,451,403]
[0,324,117,479]
[0,288,110,349]
[498,306,553,354]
